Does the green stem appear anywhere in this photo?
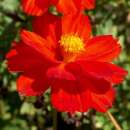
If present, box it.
[53,109,57,130]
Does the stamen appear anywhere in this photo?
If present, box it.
[60,34,85,54]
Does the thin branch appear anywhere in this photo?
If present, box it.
[106,111,122,130]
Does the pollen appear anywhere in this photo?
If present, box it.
[60,34,85,54]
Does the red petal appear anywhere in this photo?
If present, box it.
[80,35,121,62]
[57,0,95,14]
[6,42,44,72]
[80,74,111,94]
[56,0,77,14]
[21,30,57,62]
[36,0,58,14]
[21,0,95,16]
[46,64,76,80]
[81,0,95,10]
[51,80,115,113]
[90,88,116,112]
[78,61,127,84]
[66,62,111,94]
[33,13,63,60]
[51,80,90,112]
[33,12,62,45]
[21,0,44,16]
[62,13,92,41]
[17,70,49,96]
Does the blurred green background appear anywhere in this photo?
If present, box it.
[0,0,130,130]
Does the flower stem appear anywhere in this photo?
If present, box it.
[53,109,57,130]
[106,111,122,130]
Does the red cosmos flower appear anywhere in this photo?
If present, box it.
[22,0,95,16]
[6,13,127,113]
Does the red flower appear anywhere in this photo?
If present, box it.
[6,13,127,113]
[21,0,95,16]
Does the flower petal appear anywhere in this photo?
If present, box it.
[66,62,111,94]
[80,35,121,62]
[56,0,77,14]
[57,0,95,14]
[21,0,95,16]
[78,61,127,84]
[90,88,115,112]
[51,80,115,113]
[21,0,44,16]
[33,12,62,45]
[6,42,44,72]
[17,70,49,96]
[51,80,90,112]
[81,0,95,10]
[21,30,57,62]
[35,0,58,14]
[46,65,76,80]
[62,13,92,41]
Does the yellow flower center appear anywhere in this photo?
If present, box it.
[60,34,85,54]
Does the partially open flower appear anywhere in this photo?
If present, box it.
[6,13,127,113]
[21,0,95,16]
